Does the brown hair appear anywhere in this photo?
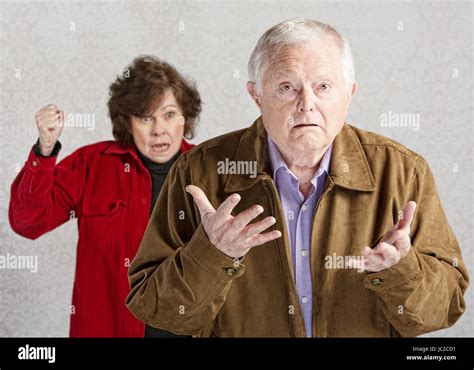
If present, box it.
[108,55,202,146]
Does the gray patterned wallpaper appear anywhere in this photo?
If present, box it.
[0,0,472,337]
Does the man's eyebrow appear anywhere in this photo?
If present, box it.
[271,69,336,82]
[270,70,299,82]
[311,73,336,82]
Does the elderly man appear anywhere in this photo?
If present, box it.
[126,19,468,337]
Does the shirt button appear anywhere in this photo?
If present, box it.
[226,267,237,276]
[302,204,308,211]
[32,160,38,167]
[371,278,383,286]
[301,250,308,257]
[301,296,308,304]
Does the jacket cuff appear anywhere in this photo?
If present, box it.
[33,139,62,158]
[184,224,245,281]
[363,247,422,292]
[27,141,61,170]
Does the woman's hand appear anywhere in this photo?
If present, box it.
[35,104,64,156]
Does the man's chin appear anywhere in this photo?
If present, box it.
[291,135,326,151]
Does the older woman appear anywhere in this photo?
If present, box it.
[9,56,201,337]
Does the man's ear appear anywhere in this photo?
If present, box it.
[345,81,358,107]
[247,81,262,107]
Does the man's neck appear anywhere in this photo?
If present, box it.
[284,149,325,176]
[283,149,328,199]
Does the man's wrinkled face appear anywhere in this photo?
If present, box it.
[250,39,356,159]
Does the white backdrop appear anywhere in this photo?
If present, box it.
[0,0,472,337]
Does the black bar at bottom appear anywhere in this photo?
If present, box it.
[0,337,472,369]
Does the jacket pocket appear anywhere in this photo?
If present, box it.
[79,199,127,251]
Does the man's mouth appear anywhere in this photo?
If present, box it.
[293,123,320,128]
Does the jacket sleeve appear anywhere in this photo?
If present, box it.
[9,141,86,240]
[126,155,245,336]
[364,156,469,337]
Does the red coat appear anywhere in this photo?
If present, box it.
[9,139,194,337]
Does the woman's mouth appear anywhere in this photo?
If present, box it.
[150,143,171,153]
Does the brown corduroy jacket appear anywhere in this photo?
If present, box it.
[126,117,469,337]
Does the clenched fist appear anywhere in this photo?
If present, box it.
[186,185,282,258]
[35,104,65,156]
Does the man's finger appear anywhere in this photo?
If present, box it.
[246,230,282,248]
[393,229,411,254]
[362,246,374,256]
[398,201,417,231]
[186,185,216,218]
[242,216,276,239]
[364,253,387,272]
[215,193,241,218]
[378,242,400,265]
[232,204,264,230]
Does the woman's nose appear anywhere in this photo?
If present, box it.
[151,120,167,136]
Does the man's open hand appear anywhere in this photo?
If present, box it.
[359,201,417,272]
[186,185,282,258]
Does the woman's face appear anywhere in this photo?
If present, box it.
[130,89,185,163]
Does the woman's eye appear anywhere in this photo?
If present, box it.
[165,111,176,119]
[142,116,153,123]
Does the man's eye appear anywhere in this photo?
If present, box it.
[319,83,330,91]
[279,83,293,92]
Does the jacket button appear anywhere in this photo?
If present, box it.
[371,278,383,286]
[226,267,237,276]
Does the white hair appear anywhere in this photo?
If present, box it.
[248,18,355,93]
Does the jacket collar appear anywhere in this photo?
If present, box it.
[223,117,375,193]
[223,117,272,193]
[330,123,376,191]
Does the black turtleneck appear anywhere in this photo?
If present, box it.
[137,148,180,216]
[137,147,189,338]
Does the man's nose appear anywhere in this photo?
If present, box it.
[298,86,316,113]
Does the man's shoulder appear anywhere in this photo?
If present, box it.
[348,124,416,156]
[346,124,429,175]
[347,124,424,162]
[180,127,248,163]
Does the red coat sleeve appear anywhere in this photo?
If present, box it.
[9,143,87,240]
